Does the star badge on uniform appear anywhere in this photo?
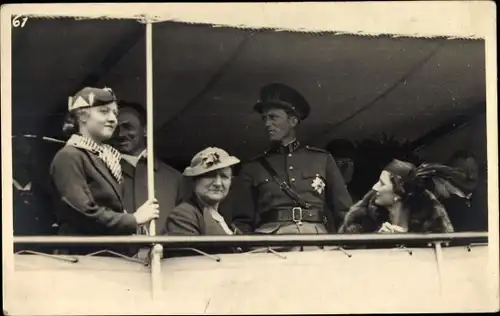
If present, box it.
[311,174,325,194]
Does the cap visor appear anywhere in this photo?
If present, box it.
[253,101,300,116]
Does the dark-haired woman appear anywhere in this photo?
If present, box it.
[339,159,471,234]
[49,87,159,254]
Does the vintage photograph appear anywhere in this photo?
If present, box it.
[2,2,498,315]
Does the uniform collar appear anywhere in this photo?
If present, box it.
[269,138,301,154]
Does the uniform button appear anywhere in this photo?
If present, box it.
[291,178,296,182]
[288,153,292,157]
[289,166,294,170]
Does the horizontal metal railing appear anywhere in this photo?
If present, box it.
[13,232,488,248]
[12,232,489,301]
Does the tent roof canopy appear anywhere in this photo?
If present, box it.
[11,16,486,163]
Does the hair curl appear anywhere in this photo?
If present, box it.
[62,108,89,137]
[383,159,423,199]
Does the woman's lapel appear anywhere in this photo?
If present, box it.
[65,135,123,205]
[85,151,123,205]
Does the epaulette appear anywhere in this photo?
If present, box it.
[304,145,329,154]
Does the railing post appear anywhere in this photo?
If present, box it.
[145,16,162,300]
[430,240,448,297]
[150,243,163,299]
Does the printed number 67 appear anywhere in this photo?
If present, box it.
[12,16,28,28]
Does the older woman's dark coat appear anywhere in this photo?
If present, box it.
[165,197,243,256]
[50,146,138,254]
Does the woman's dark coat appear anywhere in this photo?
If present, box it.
[50,145,138,254]
[165,197,243,257]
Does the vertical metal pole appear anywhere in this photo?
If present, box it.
[432,241,444,297]
[146,19,162,300]
[146,21,156,235]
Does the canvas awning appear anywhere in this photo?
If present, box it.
[12,16,486,164]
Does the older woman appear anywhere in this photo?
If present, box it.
[166,147,241,238]
[50,87,159,254]
[339,159,471,234]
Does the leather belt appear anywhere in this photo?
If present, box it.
[260,207,325,224]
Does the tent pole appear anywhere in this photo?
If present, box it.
[146,19,163,300]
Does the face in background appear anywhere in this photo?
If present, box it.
[450,156,479,189]
[78,102,118,142]
[372,170,400,207]
[194,167,233,206]
[261,108,298,143]
[115,108,146,155]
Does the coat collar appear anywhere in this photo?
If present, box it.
[121,154,161,177]
[121,149,146,168]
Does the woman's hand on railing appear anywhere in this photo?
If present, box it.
[134,199,160,225]
[378,222,407,234]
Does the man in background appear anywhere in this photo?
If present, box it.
[443,150,487,231]
[113,102,186,237]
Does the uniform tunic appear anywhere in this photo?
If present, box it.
[231,140,353,234]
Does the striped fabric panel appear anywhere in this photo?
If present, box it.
[66,134,123,184]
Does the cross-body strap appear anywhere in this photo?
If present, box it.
[258,157,311,209]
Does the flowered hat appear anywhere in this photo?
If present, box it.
[68,87,117,112]
[183,147,240,177]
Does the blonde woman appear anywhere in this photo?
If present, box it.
[50,87,158,254]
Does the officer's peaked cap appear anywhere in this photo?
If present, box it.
[254,83,310,120]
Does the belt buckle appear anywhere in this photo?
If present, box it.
[292,207,303,225]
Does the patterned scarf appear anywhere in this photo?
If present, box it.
[66,134,123,183]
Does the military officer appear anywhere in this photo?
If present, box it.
[231,83,353,237]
